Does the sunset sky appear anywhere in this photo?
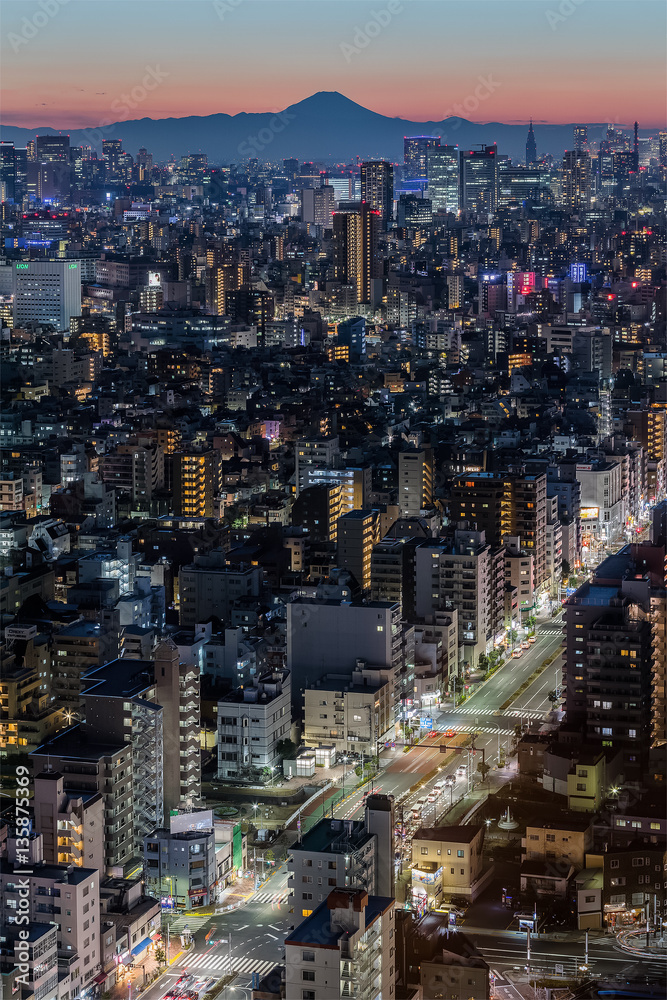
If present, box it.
[1,0,665,130]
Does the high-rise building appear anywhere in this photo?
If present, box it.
[0,140,16,201]
[153,639,201,813]
[404,135,441,182]
[332,203,382,304]
[295,435,341,496]
[562,149,591,210]
[398,447,433,516]
[360,160,394,221]
[449,471,548,587]
[659,131,667,167]
[12,260,82,331]
[285,889,395,1000]
[173,449,220,517]
[35,134,70,162]
[336,509,381,592]
[426,146,459,212]
[414,529,504,665]
[459,145,498,214]
[301,184,335,226]
[573,124,588,151]
[525,120,537,165]
[102,138,123,177]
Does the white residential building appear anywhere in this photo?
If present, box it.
[217,668,291,781]
[284,889,395,1000]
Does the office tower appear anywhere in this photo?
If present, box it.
[217,668,291,781]
[573,124,588,151]
[301,184,335,226]
[332,203,381,304]
[0,140,16,201]
[659,132,667,167]
[525,119,537,165]
[404,135,440,182]
[136,145,153,178]
[633,120,639,172]
[426,146,459,212]
[102,138,123,176]
[285,889,395,1000]
[397,194,432,227]
[562,149,591,210]
[459,144,498,214]
[287,796,395,922]
[12,260,82,331]
[478,272,506,316]
[13,147,27,200]
[336,509,381,592]
[398,447,433,516]
[449,471,548,587]
[360,160,394,221]
[295,435,341,495]
[35,134,70,162]
[173,449,220,516]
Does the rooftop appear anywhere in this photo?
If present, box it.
[285,893,394,949]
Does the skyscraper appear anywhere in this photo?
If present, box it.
[562,149,591,210]
[332,203,381,304]
[459,145,498,215]
[102,138,123,177]
[404,135,441,182]
[573,124,588,151]
[360,160,394,222]
[525,120,537,165]
[0,141,15,202]
[426,146,459,212]
[35,134,70,162]
[12,260,82,330]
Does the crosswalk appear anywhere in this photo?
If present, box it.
[445,723,515,736]
[507,709,546,720]
[182,951,277,978]
[441,707,546,721]
[452,707,501,716]
[251,890,288,905]
[538,626,564,636]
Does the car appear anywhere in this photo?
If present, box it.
[520,641,530,649]
[512,648,522,658]
[444,774,455,786]
[444,730,456,738]
[528,635,536,643]
[428,730,439,738]
[456,765,467,777]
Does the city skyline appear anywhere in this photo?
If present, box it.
[1,0,665,130]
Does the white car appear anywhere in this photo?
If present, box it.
[456,765,467,777]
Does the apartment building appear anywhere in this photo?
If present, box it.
[51,619,117,711]
[0,853,101,1000]
[415,529,499,665]
[336,509,381,592]
[288,796,395,923]
[32,732,135,874]
[411,825,486,906]
[398,447,433,517]
[284,889,395,1000]
[302,667,394,755]
[217,668,291,781]
[33,769,105,873]
[178,551,262,627]
[144,826,217,910]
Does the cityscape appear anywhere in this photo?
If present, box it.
[0,3,666,1000]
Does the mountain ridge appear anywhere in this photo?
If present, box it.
[0,91,658,163]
